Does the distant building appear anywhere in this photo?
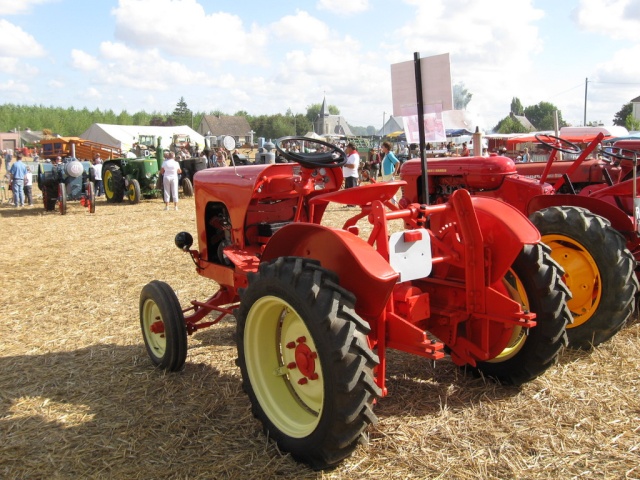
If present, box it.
[508,112,536,132]
[631,95,640,122]
[198,115,252,146]
[315,96,353,137]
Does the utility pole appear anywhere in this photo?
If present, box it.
[583,77,588,126]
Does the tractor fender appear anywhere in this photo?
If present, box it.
[527,194,634,233]
[261,223,399,317]
[468,196,541,285]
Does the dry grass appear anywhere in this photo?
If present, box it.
[1,187,639,480]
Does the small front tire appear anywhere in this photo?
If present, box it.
[139,280,187,371]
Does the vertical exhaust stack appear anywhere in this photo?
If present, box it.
[472,126,482,157]
[156,136,163,171]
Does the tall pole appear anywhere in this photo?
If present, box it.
[414,52,429,206]
[583,77,588,126]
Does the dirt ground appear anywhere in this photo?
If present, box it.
[1,186,639,479]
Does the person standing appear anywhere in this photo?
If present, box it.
[342,143,360,189]
[368,148,381,179]
[93,154,104,196]
[160,151,181,211]
[9,153,28,207]
[521,147,530,162]
[23,165,34,206]
[4,148,12,173]
[380,141,400,182]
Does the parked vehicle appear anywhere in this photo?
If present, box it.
[399,133,639,349]
[37,158,96,215]
[139,136,570,469]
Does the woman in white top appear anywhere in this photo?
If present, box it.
[160,151,182,210]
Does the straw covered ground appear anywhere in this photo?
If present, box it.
[1,187,639,480]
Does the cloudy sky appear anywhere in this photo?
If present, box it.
[1,0,639,132]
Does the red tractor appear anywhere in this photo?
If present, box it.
[140,137,570,469]
[399,133,638,350]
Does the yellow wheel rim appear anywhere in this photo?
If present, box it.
[488,269,528,363]
[543,234,601,328]
[104,169,114,197]
[244,296,323,438]
[141,298,166,359]
[128,183,135,201]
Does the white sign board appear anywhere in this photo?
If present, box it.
[391,53,453,116]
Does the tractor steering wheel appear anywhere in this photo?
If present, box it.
[535,133,582,155]
[600,147,638,164]
[275,136,347,169]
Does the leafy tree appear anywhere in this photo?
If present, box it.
[613,103,632,126]
[494,115,529,134]
[626,113,640,131]
[510,97,524,115]
[171,96,192,126]
[305,103,340,123]
[453,83,472,110]
[523,101,566,130]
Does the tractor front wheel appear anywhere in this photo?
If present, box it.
[139,280,187,371]
[182,177,194,197]
[58,183,67,215]
[470,242,571,385]
[530,206,637,349]
[236,257,381,470]
[103,164,124,203]
[128,178,141,204]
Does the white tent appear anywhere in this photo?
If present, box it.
[80,123,205,152]
[303,131,323,139]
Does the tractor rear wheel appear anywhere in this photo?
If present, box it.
[43,185,57,211]
[127,178,141,204]
[103,164,124,203]
[530,206,637,349]
[236,257,381,470]
[139,280,187,371]
[470,243,571,385]
[182,178,194,197]
[58,183,67,215]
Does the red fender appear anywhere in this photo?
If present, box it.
[261,223,399,317]
[468,196,541,285]
[527,194,634,234]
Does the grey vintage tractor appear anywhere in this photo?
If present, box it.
[37,158,96,215]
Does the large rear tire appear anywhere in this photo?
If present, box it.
[182,177,194,197]
[139,280,187,371]
[103,164,124,203]
[43,185,57,211]
[471,243,571,385]
[236,257,381,470]
[530,206,637,349]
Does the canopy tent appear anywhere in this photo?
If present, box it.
[80,123,205,152]
[303,131,323,140]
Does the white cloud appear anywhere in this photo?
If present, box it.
[71,49,100,71]
[316,0,369,14]
[0,0,56,15]
[0,19,45,57]
[270,10,330,42]
[0,79,29,93]
[111,0,268,64]
[575,0,640,41]
[48,79,64,89]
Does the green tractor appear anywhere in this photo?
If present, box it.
[103,139,163,204]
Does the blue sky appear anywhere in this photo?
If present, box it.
[1,0,640,132]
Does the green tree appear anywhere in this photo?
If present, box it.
[626,113,640,131]
[494,115,529,134]
[523,101,566,130]
[305,103,340,123]
[510,97,524,115]
[171,96,192,126]
[453,83,472,110]
[613,103,632,126]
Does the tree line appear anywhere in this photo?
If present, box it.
[0,99,378,143]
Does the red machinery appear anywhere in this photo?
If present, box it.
[140,137,569,469]
[400,134,638,350]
